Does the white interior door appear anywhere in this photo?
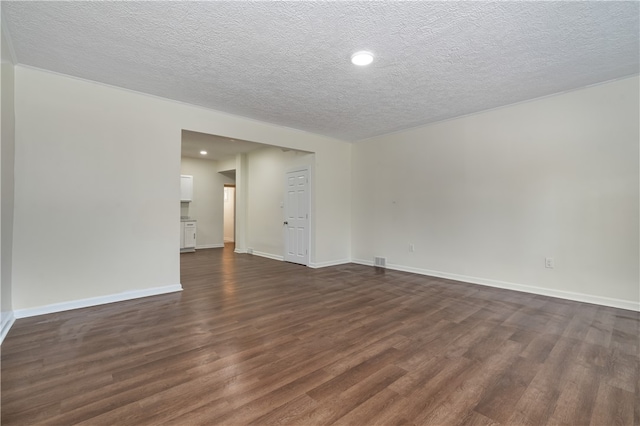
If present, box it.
[284,168,309,265]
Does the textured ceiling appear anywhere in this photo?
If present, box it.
[2,1,639,141]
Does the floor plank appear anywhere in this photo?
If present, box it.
[2,244,638,425]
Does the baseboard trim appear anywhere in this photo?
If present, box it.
[223,238,235,243]
[13,284,183,319]
[234,248,247,254]
[252,251,284,262]
[1,311,16,344]
[352,259,374,267]
[196,243,224,249]
[351,259,639,312]
[309,259,352,269]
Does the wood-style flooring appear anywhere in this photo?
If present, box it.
[2,244,639,425]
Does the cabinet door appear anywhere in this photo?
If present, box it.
[184,222,196,248]
[180,175,193,202]
[180,223,185,249]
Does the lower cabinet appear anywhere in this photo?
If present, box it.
[180,221,197,252]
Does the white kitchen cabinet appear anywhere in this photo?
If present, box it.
[181,221,196,252]
[180,175,193,202]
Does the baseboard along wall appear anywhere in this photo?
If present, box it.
[13,284,183,319]
[351,258,639,312]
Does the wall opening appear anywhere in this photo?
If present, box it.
[224,185,236,244]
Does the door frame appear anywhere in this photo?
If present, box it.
[284,165,312,266]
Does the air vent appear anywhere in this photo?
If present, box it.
[374,257,386,268]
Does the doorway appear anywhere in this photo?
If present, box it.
[223,185,236,244]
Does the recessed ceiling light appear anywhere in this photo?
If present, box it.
[200,150,207,155]
[351,51,374,66]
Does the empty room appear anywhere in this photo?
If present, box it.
[1,2,638,425]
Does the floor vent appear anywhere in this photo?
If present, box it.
[374,257,387,268]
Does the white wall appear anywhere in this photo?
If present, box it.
[224,186,235,242]
[1,23,16,338]
[352,76,639,310]
[180,157,233,249]
[246,146,314,259]
[12,66,352,313]
[14,60,634,316]
[217,156,236,173]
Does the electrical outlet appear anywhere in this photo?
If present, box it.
[545,257,554,269]
[409,243,415,252]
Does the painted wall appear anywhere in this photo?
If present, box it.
[12,66,352,312]
[217,156,236,173]
[352,76,639,310]
[1,24,16,335]
[246,146,314,260]
[224,186,235,242]
[180,157,232,249]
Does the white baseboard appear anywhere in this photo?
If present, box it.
[1,311,16,344]
[234,249,284,262]
[252,250,284,261]
[247,252,351,266]
[352,258,374,267]
[223,238,235,243]
[309,258,352,268]
[351,259,639,312]
[13,284,183,319]
[196,243,224,249]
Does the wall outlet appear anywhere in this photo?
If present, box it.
[409,243,415,252]
[545,257,554,268]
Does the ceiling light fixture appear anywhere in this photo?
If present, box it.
[200,150,207,155]
[351,51,374,66]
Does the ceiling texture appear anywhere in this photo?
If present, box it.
[2,1,639,142]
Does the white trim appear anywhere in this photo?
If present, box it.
[352,258,375,267]
[309,259,352,269]
[234,248,248,254]
[13,284,183,319]
[1,311,16,344]
[196,243,224,249]
[252,251,284,262]
[352,260,639,312]
[223,238,235,243]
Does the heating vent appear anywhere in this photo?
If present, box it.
[374,257,387,268]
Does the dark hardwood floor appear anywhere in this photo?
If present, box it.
[2,244,639,425]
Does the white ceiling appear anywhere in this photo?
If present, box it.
[2,2,638,141]
[181,130,268,162]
